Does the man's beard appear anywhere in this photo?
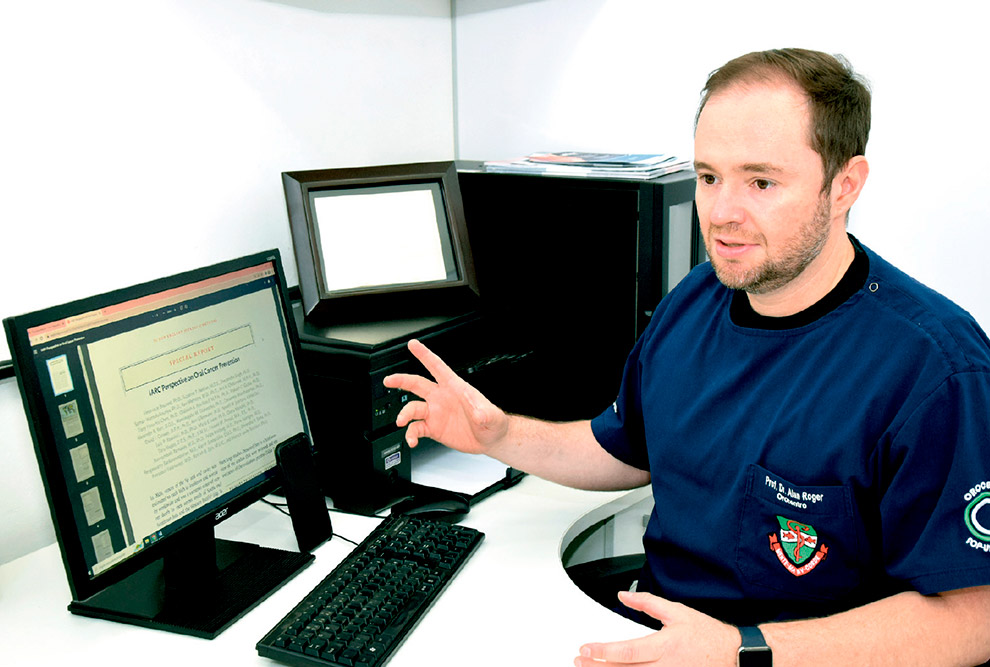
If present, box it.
[707,197,832,295]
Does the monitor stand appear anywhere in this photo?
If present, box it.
[68,521,313,639]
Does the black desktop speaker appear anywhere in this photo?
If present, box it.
[276,434,333,553]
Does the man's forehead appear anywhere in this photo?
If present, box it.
[695,80,817,169]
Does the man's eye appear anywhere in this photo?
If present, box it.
[699,174,717,185]
[754,179,773,190]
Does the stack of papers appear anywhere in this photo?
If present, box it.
[483,152,692,180]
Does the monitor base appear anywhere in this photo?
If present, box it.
[69,538,313,639]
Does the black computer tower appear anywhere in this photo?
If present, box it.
[292,305,511,514]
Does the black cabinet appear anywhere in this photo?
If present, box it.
[457,165,703,421]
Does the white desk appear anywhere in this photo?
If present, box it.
[0,476,650,666]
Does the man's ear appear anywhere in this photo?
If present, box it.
[831,155,869,219]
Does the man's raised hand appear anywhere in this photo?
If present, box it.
[383,339,508,454]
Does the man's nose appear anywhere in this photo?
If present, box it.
[707,185,745,226]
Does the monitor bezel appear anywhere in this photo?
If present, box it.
[3,249,309,605]
[282,161,479,323]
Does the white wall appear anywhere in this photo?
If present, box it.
[453,0,990,330]
[0,0,456,563]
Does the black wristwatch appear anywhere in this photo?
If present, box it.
[737,625,772,666]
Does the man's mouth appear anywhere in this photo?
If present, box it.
[713,237,759,259]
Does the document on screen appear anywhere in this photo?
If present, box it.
[81,288,305,543]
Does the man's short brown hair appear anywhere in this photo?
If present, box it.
[697,48,871,190]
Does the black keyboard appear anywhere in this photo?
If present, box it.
[257,515,484,667]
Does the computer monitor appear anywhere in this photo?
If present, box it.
[282,161,479,323]
[3,250,314,638]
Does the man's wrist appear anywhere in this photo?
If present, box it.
[737,625,772,666]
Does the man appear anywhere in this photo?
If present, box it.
[384,49,990,665]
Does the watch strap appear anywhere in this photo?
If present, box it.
[739,625,767,647]
[737,625,772,666]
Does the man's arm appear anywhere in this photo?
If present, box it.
[486,414,650,491]
[760,585,990,666]
[575,585,990,666]
[383,339,649,491]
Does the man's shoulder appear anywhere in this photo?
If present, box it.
[862,244,990,372]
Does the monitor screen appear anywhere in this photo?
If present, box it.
[311,181,457,293]
[283,161,478,322]
[4,250,314,637]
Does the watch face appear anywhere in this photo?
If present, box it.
[738,647,773,667]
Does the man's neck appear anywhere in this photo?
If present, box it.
[746,231,856,318]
